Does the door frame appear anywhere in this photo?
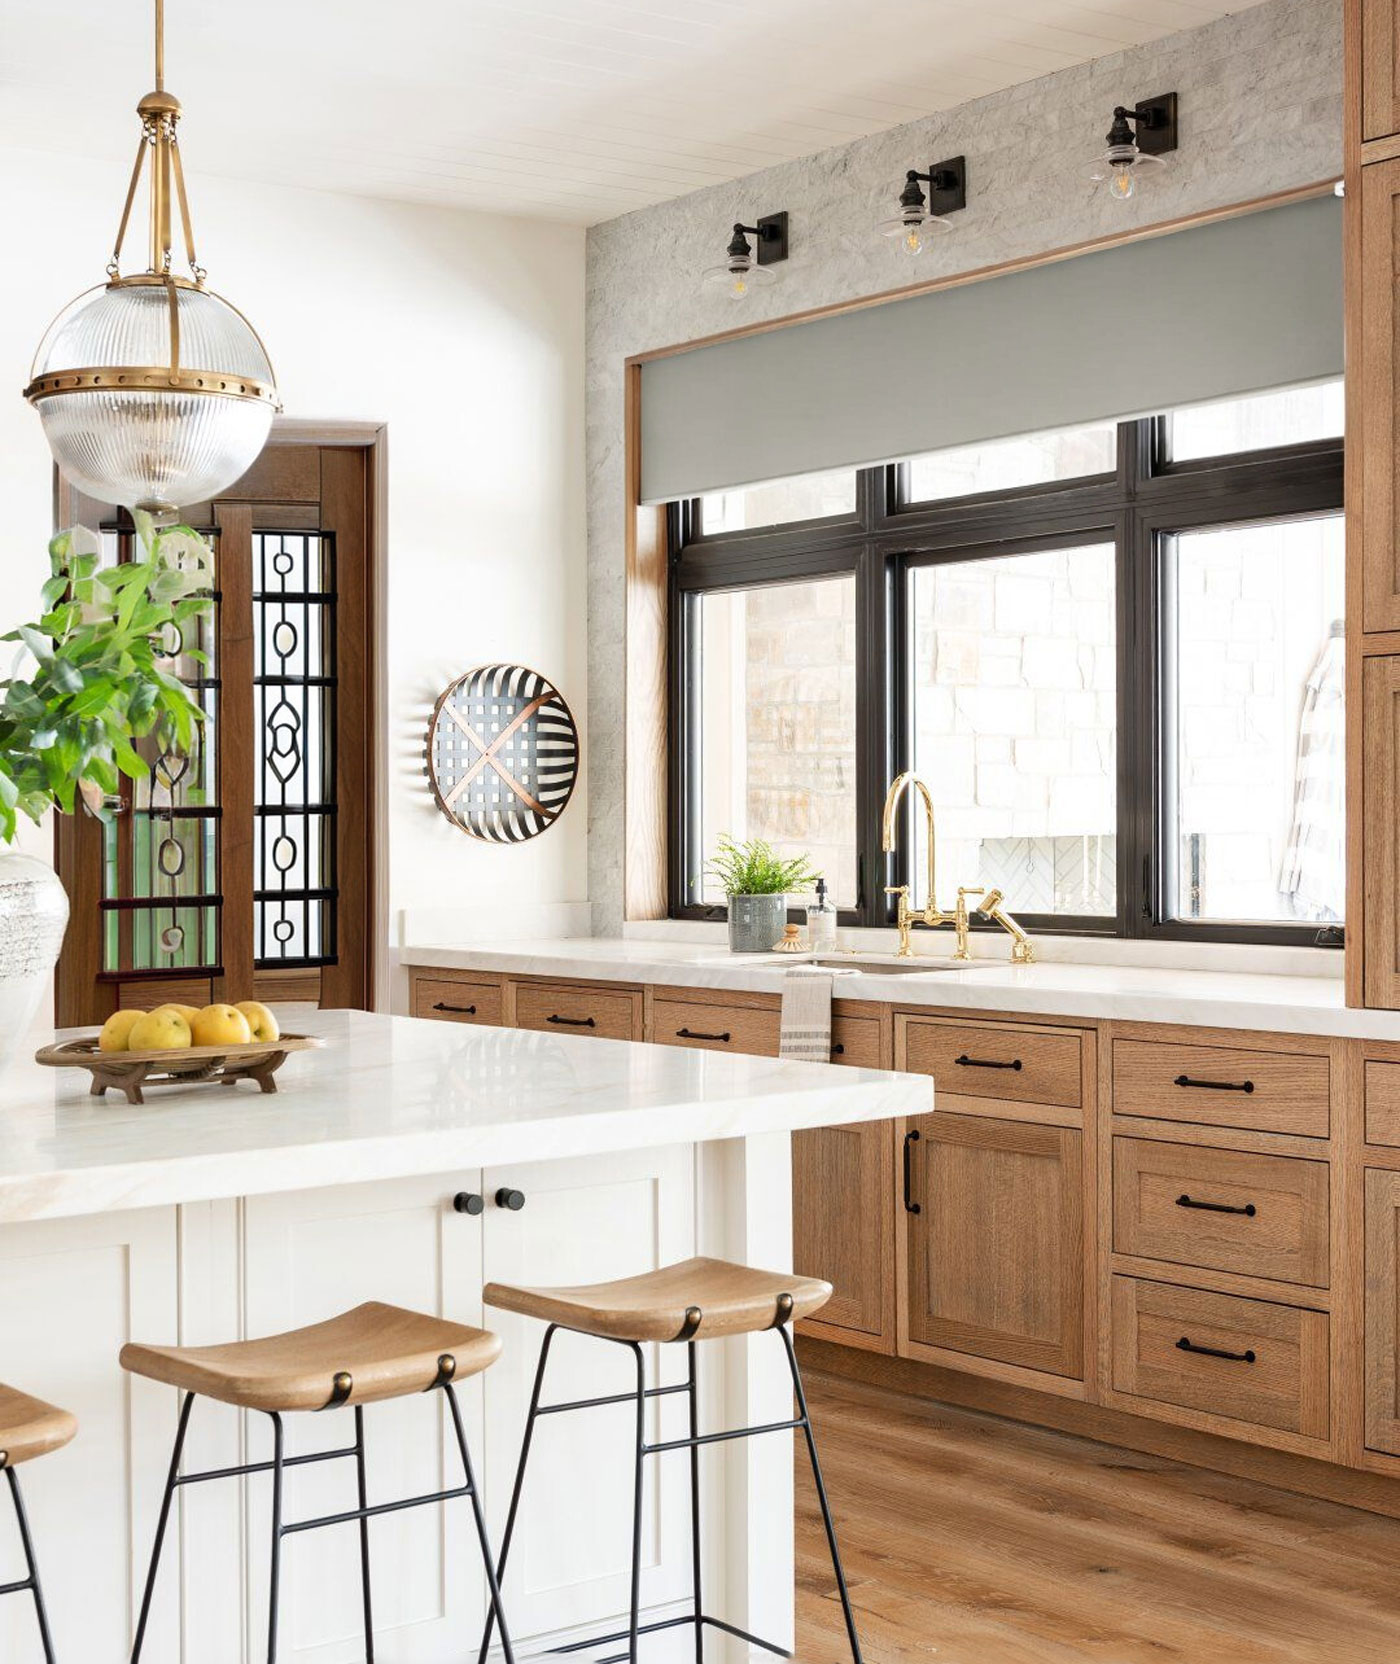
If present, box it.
[52,417,390,1019]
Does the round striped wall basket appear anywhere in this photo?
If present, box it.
[425,663,580,843]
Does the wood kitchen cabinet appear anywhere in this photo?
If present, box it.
[1359,162,1400,632]
[900,1112,1085,1382]
[1358,0,1400,145]
[1365,1167,1400,1454]
[1363,657,1400,1007]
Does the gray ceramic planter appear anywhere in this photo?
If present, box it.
[727,892,788,954]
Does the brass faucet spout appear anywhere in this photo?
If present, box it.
[880,770,939,916]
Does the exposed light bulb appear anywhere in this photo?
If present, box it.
[1108,165,1136,201]
[904,224,925,255]
[730,271,749,298]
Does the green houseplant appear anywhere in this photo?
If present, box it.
[0,512,212,1062]
[705,835,817,954]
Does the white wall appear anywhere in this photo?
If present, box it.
[0,145,588,1010]
[584,0,1345,933]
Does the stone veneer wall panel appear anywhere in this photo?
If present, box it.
[585,0,1343,933]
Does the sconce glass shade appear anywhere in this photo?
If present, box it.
[701,257,777,302]
[1088,143,1167,201]
[877,209,954,256]
[26,280,277,518]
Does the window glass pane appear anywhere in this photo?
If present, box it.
[908,544,1116,919]
[1166,379,1344,463]
[700,468,857,534]
[696,576,857,907]
[903,424,1116,504]
[1165,514,1345,926]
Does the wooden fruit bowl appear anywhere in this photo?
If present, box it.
[34,1034,325,1105]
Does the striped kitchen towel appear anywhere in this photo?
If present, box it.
[779,967,835,1062]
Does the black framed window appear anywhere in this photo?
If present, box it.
[669,382,1345,947]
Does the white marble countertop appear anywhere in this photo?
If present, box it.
[0,1008,929,1225]
[402,936,1400,1043]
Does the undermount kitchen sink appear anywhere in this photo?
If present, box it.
[704,951,991,974]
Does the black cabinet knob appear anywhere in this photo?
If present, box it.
[452,1191,485,1215]
[495,1187,526,1212]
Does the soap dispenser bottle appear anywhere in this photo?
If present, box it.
[806,877,837,954]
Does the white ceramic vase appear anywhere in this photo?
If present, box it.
[0,848,69,1068]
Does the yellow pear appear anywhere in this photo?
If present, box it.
[191,1004,253,1047]
[156,1003,201,1026]
[97,1009,144,1053]
[127,1009,193,1053]
[235,1000,280,1044]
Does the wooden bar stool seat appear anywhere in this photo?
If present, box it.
[484,1254,832,1342]
[0,1383,77,1469]
[123,1302,516,1664]
[121,1300,502,1412]
[479,1256,862,1664]
[0,1382,74,1664]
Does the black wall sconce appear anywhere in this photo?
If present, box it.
[877,157,966,256]
[702,211,789,300]
[1089,93,1177,200]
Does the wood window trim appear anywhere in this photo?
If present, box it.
[52,419,389,1022]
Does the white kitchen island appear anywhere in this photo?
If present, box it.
[0,1009,930,1664]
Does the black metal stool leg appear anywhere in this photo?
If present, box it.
[130,1389,195,1664]
[477,1323,557,1664]
[685,1341,703,1664]
[5,1467,58,1664]
[353,1405,375,1664]
[626,1340,647,1664]
[777,1325,862,1664]
[267,1412,286,1664]
[443,1381,518,1664]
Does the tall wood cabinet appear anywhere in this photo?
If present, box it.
[1348,0,1400,1008]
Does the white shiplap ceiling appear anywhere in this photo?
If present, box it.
[2,0,1246,225]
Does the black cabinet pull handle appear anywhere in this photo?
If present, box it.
[495,1188,526,1211]
[830,1042,845,1057]
[1176,1336,1255,1364]
[676,1028,731,1043]
[1176,1193,1256,1217]
[433,1001,477,1015]
[1174,1073,1254,1094]
[547,1014,596,1028]
[955,1054,1022,1071]
[452,1191,485,1216]
[903,1129,921,1215]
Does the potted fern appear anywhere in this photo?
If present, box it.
[0,513,212,1064]
[705,835,817,953]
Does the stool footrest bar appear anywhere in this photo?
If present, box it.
[643,1415,804,1455]
[0,1576,36,1598]
[535,1382,690,1418]
[175,1444,359,1487]
[282,1482,473,1535]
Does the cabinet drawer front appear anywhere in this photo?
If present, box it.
[514,982,640,1040]
[1365,1062,1400,1147]
[830,1014,883,1069]
[1112,1040,1329,1137]
[652,999,779,1056]
[1112,1139,1329,1288]
[902,1017,1082,1109]
[1110,1277,1329,1439]
[412,976,503,1026]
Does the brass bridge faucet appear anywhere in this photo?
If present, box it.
[880,770,1035,963]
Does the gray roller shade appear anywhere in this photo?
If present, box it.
[639,194,1343,504]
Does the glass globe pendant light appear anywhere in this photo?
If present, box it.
[24,0,279,521]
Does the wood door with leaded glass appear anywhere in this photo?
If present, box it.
[55,440,372,1024]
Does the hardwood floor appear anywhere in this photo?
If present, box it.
[795,1371,1400,1664]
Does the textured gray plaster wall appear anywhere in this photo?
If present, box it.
[585,0,1343,934]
